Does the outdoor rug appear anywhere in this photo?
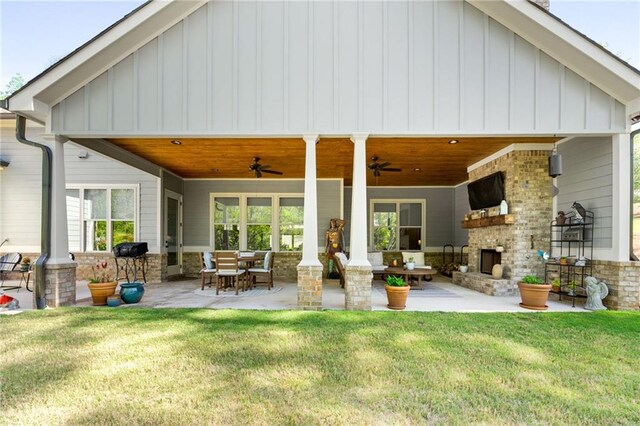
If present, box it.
[194,286,284,298]
[372,282,462,298]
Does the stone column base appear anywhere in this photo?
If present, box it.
[44,262,77,307]
[592,260,640,310]
[345,265,372,310]
[297,265,323,310]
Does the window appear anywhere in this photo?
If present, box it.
[67,186,137,252]
[279,198,304,251]
[213,197,240,250]
[210,194,303,251]
[370,200,425,251]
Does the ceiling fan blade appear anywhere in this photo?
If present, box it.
[378,162,391,169]
[368,163,377,170]
[257,164,271,170]
[381,167,402,172]
[261,169,283,175]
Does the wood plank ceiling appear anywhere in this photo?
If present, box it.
[107,137,560,186]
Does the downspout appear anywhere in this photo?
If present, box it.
[15,114,51,309]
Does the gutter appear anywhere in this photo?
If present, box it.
[14,114,51,309]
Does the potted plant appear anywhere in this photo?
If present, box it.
[406,257,415,271]
[458,264,468,273]
[20,257,31,272]
[559,257,568,265]
[551,277,561,293]
[518,274,552,310]
[87,261,118,306]
[567,280,578,296]
[385,275,410,310]
[495,243,505,253]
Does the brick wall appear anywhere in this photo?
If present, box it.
[592,260,640,310]
[467,150,553,280]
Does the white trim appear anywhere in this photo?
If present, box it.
[612,133,631,261]
[467,143,554,172]
[453,180,469,188]
[156,173,163,255]
[369,199,427,252]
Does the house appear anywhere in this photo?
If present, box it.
[1,0,639,310]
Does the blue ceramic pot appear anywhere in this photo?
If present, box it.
[107,295,121,307]
[119,282,145,304]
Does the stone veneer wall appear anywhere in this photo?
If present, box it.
[43,262,76,307]
[467,150,552,280]
[592,260,640,310]
[452,271,518,296]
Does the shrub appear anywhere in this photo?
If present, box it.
[521,275,544,284]
[386,275,407,287]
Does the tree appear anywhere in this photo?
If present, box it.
[0,74,25,100]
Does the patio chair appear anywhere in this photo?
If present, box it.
[247,251,274,290]
[215,252,247,295]
[0,252,22,291]
[200,252,216,290]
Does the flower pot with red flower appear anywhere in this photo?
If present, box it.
[87,260,118,306]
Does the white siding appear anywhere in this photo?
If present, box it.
[0,122,161,253]
[557,136,613,249]
[51,0,627,136]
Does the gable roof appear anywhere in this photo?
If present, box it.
[5,0,640,125]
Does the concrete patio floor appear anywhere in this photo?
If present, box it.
[1,275,590,313]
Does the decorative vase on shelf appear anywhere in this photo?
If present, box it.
[499,200,508,215]
[120,282,145,304]
[406,262,415,271]
[491,264,503,279]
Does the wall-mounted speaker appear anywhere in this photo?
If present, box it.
[548,153,563,178]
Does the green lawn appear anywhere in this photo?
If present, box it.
[1,309,639,425]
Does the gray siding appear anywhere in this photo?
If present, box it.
[162,171,184,195]
[183,179,342,248]
[0,122,160,253]
[557,136,613,248]
[51,0,625,137]
[454,184,470,247]
[343,187,456,249]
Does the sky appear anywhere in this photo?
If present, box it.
[0,0,639,89]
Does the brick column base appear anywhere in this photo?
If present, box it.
[345,266,372,310]
[592,260,640,310]
[297,265,323,310]
[44,262,77,307]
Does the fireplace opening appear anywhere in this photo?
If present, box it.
[480,249,502,275]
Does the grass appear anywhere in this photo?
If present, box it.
[1,309,639,425]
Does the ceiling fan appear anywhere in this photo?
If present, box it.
[249,157,283,178]
[368,156,402,177]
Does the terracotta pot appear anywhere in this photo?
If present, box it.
[385,285,410,310]
[518,282,552,311]
[87,281,118,306]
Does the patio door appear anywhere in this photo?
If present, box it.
[165,190,183,276]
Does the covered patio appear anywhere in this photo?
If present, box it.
[2,274,589,313]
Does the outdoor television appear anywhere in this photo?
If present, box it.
[467,172,505,210]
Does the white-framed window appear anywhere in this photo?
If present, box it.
[370,199,425,251]
[66,185,138,252]
[210,193,304,251]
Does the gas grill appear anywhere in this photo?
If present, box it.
[113,242,149,283]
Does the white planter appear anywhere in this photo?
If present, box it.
[495,246,504,253]
[406,262,415,271]
[459,265,468,273]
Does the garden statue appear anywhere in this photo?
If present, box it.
[325,218,346,255]
[556,211,567,225]
[584,276,609,311]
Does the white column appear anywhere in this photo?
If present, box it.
[299,134,322,267]
[48,135,71,264]
[349,133,371,266]
[612,133,631,261]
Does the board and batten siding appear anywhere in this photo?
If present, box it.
[343,187,455,249]
[557,136,613,249]
[0,124,161,253]
[51,0,626,137]
[182,179,342,248]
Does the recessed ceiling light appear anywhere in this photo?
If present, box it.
[414,168,421,172]
[448,139,459,144]
[171,140,182,145]
[211,168,219,172]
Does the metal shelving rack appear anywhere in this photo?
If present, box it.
[544,210,594,307]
